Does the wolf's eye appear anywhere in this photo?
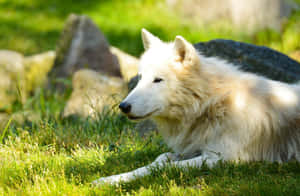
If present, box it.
[153,77,163,83]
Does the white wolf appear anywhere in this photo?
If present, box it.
[93,29,300,185]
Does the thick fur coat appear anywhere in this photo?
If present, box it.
[93,29,300,185]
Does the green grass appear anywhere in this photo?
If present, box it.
[0,0,300,195]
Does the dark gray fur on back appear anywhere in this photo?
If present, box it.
[194,39,300,83]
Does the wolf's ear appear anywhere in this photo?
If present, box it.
[174,36,199,67]
[141,28,161,50]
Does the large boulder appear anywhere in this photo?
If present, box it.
[63,69,126,118]
[50,14,121,88]
[0,50,26,111]
[167,0,297,31]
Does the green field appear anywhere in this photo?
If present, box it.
[1,0,300,56]
[0,0,300,195]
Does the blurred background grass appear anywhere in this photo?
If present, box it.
[0,0,299,57]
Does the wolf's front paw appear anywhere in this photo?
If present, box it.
[92,174,126,186]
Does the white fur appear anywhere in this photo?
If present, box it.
[93,29,300,185]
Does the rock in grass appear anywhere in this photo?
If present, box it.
[194,39,300,83]
[24,51,56,92]
[0,50,26,111]
[50,14,121,89]
[63,69,126,118]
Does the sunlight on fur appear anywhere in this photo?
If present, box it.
[234,92,247,109]
[271,84,298,106]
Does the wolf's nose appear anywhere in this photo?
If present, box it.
[119,102,131,114]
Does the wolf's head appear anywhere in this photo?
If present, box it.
[119,29,203,120]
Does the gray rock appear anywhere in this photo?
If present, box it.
[194,39,300,83]
[166,0,297,31]
[50,14,121,88]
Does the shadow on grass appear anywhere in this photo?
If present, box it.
[63,153,300,195]
[63,141,165,184]
[118,161,300,195]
